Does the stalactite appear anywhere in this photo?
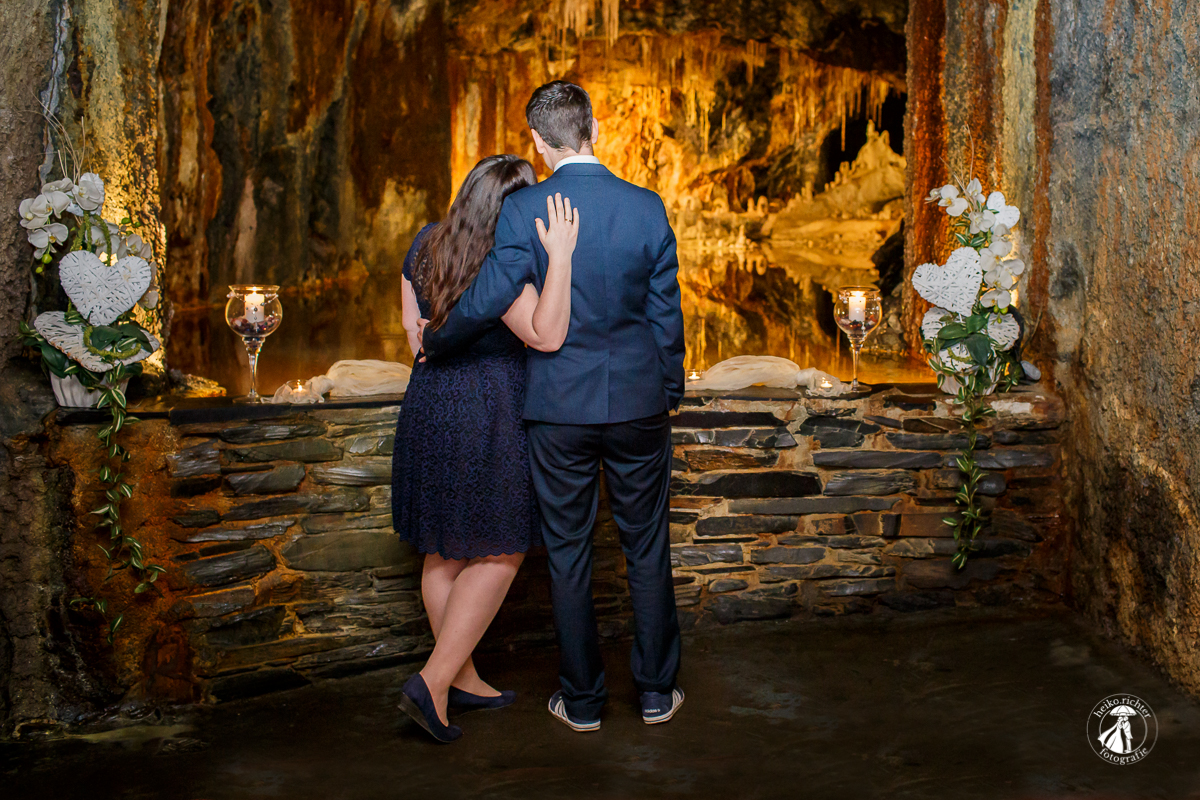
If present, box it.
[777,47,893,144]
[553,0,619,47]
[601,0,619,45]
[744,40,767,86]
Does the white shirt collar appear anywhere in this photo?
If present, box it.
[553,154,601,172]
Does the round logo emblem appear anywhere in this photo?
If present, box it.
[1088,694,1157,764]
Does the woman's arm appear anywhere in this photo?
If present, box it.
[502,192,579,352]
[401,276,423,359]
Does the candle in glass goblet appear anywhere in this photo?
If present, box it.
[245,290,266,324]
[226,285,283,402]
[834,286,882,392]
[848,291,866,323]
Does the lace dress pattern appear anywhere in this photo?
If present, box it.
[391,224,542,559]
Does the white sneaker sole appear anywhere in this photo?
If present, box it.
[548,697,601,732]
[643,689,685,725]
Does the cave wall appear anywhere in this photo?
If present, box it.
[908,0,1200,697]
[0,0,169,735]
[1046,1,1200,695]
[0,0,66,732]
[162,0,453,383]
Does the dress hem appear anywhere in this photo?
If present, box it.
[403,541,545,561]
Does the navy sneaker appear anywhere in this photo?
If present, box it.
[548,690,601,732]
[641,687,685,725]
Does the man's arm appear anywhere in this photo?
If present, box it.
[421,198,533,361]
[646,200,686,410]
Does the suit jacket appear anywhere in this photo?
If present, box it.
[421,162,686,425]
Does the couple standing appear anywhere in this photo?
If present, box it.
[391,81,687,742]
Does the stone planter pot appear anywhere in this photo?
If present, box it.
[50,373,130,408]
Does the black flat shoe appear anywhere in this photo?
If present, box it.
[399,674,463,743]
[448,687,517,713]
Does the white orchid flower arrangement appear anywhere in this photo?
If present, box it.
[14,117,167,640]
[915,176,1026,398]
[913,175,1031,570]
[17,169,162,392]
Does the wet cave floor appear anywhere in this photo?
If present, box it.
[5,607,1198,800]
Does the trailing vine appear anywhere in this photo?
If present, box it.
[925,359,1018,566]
[20,311,167,643]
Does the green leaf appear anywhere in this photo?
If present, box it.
[963,333,992,366]
[88,326,122,350]
[39,343,70,377]
[134,582,149,594]
[938,323,969,341]
[118,324,151,347]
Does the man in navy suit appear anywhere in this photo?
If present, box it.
[421,81,686,731]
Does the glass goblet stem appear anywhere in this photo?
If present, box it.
[243,337,264,402]
[849,334,865,391]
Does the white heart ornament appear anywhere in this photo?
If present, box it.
[920,307,957,341]
[912,247,983,317]
[59,250,152,326]
[986,312,1021,351]
[34,311,160,373]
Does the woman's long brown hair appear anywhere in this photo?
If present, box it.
[414,155,537,329]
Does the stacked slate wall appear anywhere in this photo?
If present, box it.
[49,385,1067,704]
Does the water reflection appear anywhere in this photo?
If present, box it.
[170,248,928,396]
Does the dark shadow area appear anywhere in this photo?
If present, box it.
[3,608,1196,799]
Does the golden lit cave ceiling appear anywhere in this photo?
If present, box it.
[444,0,912,375]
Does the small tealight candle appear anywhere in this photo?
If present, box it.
[848,291,866,323]
[287,380,305,391]
[687,369,703,381]
[245,290,266,324]
[820,377,833,390]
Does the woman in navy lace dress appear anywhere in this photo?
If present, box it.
[392,155,578,742]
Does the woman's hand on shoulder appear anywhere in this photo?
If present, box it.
[536,192,579,262]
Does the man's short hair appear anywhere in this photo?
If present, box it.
[525,81,593,151]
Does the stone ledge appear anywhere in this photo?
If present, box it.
[49,381,1065,708]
